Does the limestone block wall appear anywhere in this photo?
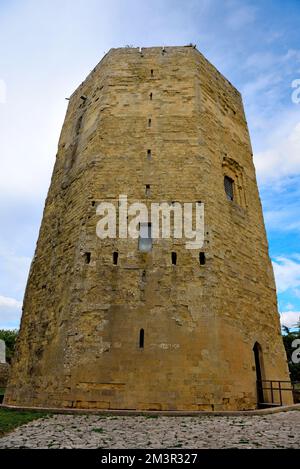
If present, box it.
[0,363,10,389]
[4,46,292,411]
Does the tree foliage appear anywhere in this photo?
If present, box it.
[282,323,300,382]
[0,330,19,364]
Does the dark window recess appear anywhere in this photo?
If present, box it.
[224,176,234,201]
[253,342,264,403]
[150,92,153,100]
[199,252,206,265]
[84,252,91,264]
[139,328,145,348]
[172,252,177,265]
[147,149,151,160]
[145,184,151,196]
[148,118,152,127]
[91,200,95,206]
[151,69,154,77]
[113,251,118,265]
[142,270,146,282]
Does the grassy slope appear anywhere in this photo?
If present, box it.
[0,409,49,436]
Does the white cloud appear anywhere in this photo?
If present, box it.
[0,295,22,309]
[272,256,300,293]
[285,302,295,310]
[244,48,300,72]
[243,73,282,98]
[264,204,300,233]
[0,248,31,300]
[0,294,22,329]
[226,4,256,30]
[293,288,300,299]
[254,121,300,183]
[280,311,300,329]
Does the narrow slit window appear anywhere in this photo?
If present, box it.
[139,222,152,252]
[145,184,151,196]
[172,252,177,265]
[199,252,206,265]
[139,328,144,348]
[113,251,118,265]
[84,252,91,264]
[148,118,152,127]
[149,92,153,100]
[224,176,234,201]
[147,149,151,160]
[151,69,154,77]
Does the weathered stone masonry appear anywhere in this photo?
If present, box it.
[4,46,293,410]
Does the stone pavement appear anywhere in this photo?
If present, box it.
[0,411,299,449]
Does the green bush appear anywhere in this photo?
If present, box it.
[282,323,300,382]
[0,329,19,363]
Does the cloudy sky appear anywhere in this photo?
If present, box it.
[0,0,300,329]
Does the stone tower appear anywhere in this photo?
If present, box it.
[5,46,292,411]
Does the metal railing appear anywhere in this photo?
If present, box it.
[257,380,299,407]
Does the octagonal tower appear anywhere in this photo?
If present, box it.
[4,46,292,411]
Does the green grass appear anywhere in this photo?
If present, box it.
[0,408,49,436]
[92,427,104,433]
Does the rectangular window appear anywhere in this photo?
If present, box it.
[224,176,234,201]
[139,222,152,252]
[145,184,151,196]
[199,252,206,265]
[84,252,91,264]
[139,328,144,348]
[113,251,118,265]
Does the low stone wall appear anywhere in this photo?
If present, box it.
[0,363,10,388]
